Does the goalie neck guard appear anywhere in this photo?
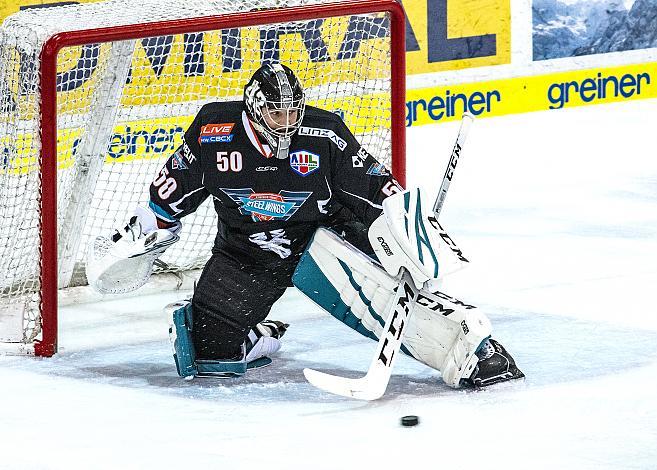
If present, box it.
[243,63,306,159]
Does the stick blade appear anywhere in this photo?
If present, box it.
[303,367,385,401]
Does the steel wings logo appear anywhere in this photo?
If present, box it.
[220,188,312,222]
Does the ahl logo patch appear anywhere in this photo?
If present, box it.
[220,188,312,222]
[199,123,235,144]
[289,150,320,176]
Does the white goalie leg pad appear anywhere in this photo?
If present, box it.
[368,188,469,289]
[293,228,399,342]
[292,228,491,387]
[405,290,491,387]
[86,206,180,294]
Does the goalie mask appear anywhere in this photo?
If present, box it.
[244,63,305,159]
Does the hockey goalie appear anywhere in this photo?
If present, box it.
[86,63,523,390]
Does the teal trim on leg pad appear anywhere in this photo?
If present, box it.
[196,357,247,378]
[247,356,272,369]
[195,344,272,377]
[169,302,197,377]
[194,356,271,377]
[196,343,247,378]
[170,301,273,378]
[292,231,415,359]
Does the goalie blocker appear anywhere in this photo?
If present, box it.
[293,189,524,388]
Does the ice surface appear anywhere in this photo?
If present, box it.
[2,99,657,469]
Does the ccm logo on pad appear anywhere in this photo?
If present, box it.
[377,237,394,256]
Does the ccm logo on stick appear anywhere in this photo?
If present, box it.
[378,281,416,367]
[377,237,394,256]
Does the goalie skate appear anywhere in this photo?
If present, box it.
[467,339,525,387]
[168,300,289,378]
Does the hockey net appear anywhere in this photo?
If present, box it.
[0,0,405,355]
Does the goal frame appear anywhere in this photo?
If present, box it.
[35,0,406,357]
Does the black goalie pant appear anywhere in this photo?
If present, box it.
[191,250,298,360]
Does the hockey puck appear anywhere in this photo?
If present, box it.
[400,415,419,427]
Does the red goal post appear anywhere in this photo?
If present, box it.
[1,0,406,356]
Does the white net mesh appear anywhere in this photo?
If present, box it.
[0,0,396,350]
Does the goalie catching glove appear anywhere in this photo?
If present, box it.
[86,206,181,294]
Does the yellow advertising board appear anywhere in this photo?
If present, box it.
[0,0,96,21]
[403,0,511,74]
[406,63,656,126]
[1,90,389,176]
[2,0,655,132]
[2,0,510,75]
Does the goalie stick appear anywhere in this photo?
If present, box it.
[434,112,474,216]
[303,112,476,400]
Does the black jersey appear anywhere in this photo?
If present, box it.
[149,101,402,265]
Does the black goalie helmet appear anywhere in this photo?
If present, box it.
[244,63,306,151]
